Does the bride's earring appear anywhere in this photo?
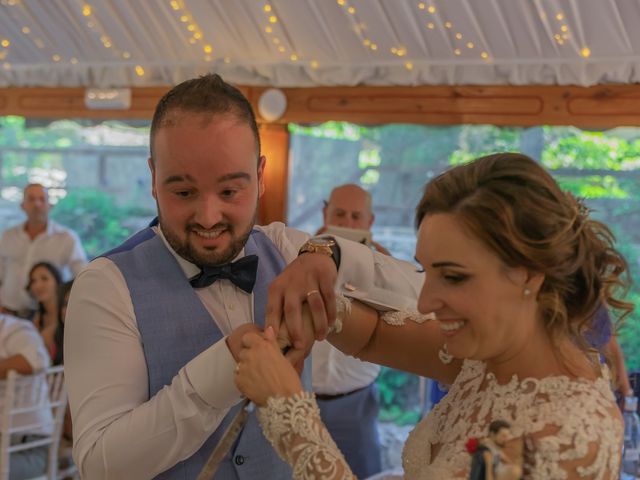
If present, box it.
[438,343,453,365]
[523,287,532,297]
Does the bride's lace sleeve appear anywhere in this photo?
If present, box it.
[257,391,356,480]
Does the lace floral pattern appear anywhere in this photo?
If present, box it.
[403,360,622,479]
[380,310,434,326]
[257,392,356,480]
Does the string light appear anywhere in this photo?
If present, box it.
[21,26,30,34]
[581,47,591,58]
[0,39,9,48]
[311,60,319,69]
[135,65,145,76]
[52,54,61,62]
[418,3,489,61]
[82,4,92,16]
[263,4,272,12]
[338,1,381,53]
[405,61,413,70]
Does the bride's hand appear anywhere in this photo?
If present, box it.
[234,326,304,406]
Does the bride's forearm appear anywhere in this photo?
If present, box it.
[257,392,356,480]
[327,299,379,357]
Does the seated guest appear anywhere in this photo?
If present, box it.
[0,312,52,479]
[26,262,62,362]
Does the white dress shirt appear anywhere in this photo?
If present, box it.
[0,220,88,312]
[65,222,422,479]
[311,341,381,395]
[0,314,52,435]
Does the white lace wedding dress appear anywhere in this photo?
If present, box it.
[258,357,622,480]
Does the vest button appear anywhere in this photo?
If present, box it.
[234,455,245,466]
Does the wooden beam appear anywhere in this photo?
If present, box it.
[2,84,640,127]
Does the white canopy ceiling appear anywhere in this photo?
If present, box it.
[1,0,640,88]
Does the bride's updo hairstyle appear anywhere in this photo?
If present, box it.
[415,152,632,354]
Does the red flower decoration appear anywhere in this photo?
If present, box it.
[465,437,479,454]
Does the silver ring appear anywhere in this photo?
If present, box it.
[305,289,320,298]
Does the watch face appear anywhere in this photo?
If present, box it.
[311,237,336,247]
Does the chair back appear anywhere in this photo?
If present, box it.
[0,366,67,480]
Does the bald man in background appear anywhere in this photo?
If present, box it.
[311,183,389,477]
[319,183,390,256]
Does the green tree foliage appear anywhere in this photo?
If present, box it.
[50,189,131,259]
[376,367,421,426]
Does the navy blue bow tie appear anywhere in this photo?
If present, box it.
[189,255,259,293]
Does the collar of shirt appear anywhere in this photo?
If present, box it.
[20,220,56,239]
[152,226,248,282]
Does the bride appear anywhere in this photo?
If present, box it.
[234,153,632,479]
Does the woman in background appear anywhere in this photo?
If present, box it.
[27,261,62,362]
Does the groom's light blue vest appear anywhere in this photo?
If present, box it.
[106,225,300,479]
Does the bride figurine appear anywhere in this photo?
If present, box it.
[235,152,632,479]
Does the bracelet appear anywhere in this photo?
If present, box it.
[328,293,351,334]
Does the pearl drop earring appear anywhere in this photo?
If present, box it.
[523,287,531,296]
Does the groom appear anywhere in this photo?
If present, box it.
[65,74,413,479]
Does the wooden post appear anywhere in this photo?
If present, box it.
[258,123,290,225]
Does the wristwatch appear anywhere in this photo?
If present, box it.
[298,237,341,269]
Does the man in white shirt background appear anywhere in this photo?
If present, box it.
[312,183,389,478]
[64,74,421,479]
[0,313,52,479]
[319,183,391,256]
[0,184,87,317]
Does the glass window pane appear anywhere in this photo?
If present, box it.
[0,116,154,258]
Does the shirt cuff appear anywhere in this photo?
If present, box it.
[332,236,375,295]
[185,338,243,409]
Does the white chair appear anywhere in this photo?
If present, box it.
[0,366,69,480]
